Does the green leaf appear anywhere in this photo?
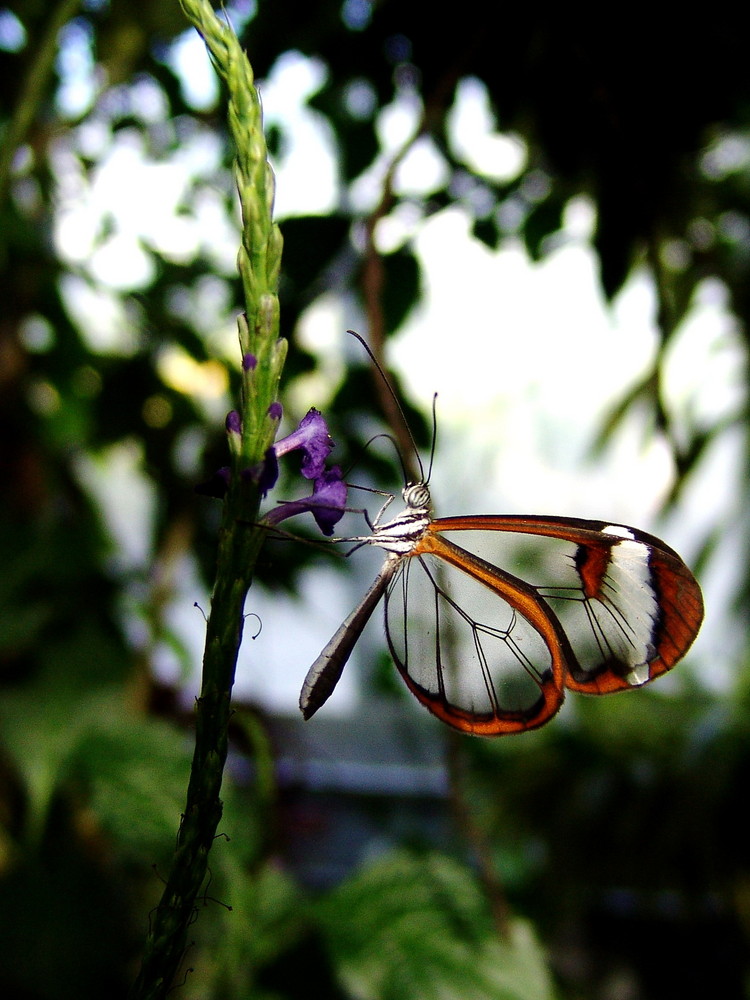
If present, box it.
[522,196,565,261]
[0,648,126,846]
[381,247,421,332]
[73,715,191,864]
[194,856,306,991]
[315,849,556,1000]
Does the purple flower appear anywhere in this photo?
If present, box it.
[265,465,347,536]
[226,410,242,434]
[243,353,257,371]
[273,407,334,480]
[211,406,336,505]
[198,451,280,500]
[255,447,279,497]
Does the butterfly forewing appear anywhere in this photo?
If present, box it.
[549,531,703,692]
[428,516,704,697]
[539,534,661,689]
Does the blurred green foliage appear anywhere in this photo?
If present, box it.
[1,1,749,998]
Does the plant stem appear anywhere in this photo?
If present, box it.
[129,3,284,994]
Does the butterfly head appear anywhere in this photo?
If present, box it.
[403,482,432,514]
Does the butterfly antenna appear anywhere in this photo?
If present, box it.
[426,392,438,484]
[367,431,411,486]
[339,430,410,487]
[347,329,424,483]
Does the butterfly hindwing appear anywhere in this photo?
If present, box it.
[384,532,570,735]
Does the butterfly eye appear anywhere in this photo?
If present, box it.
[403,483,431,509]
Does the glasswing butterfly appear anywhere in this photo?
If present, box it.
[297,339,704,736]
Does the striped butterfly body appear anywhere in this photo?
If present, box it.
[300,481,703,735]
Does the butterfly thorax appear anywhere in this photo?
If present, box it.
[367,481,432,557]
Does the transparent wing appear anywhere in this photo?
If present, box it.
[384,536,570,735]
[427,516,704,695]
